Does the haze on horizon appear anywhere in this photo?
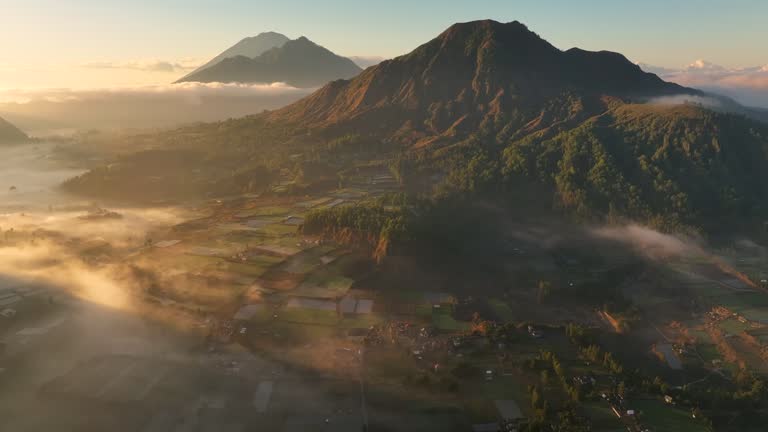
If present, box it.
[2,0,767,87]
[1,0,766,135]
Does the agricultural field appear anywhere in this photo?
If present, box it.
[630,399,708,432]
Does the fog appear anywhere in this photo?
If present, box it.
[590,223,706,260]
[645,94,724,110]
[0,143,85,212]
[0,82,312,136]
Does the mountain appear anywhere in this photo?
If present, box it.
[178,32,290,80]
[176,37,362,88]
[65,20,768,233]
[0,116,29,144]
[267,20,697,146]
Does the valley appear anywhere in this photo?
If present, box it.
[2,14,768,432]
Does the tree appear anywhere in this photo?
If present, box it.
[536,280,551,304]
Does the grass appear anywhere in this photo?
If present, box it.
[235,206,292,218]
[256,223,298,237]
[739,308,768,322]
[488,299,515,321]
[339,313,385,329]
[279,308,340,326]
[293,275,355,298]
[718,318,750,335]
[631,399,707,432]
[582,402,623,431]
[223,260,277,278]
[276,245,340,274]
[432,310,470,332]
[715,292,768,314]
[696,343,721,365]
[292,253,356,297]
[687,328,711,343]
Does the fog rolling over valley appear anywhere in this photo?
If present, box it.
[0,143,86,212]
[3,3,768,432]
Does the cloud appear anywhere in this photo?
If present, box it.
[591,224,704,259]
[0,82,313,134]
[638,59,768,108]
[81,58,204,73]
[645,94,724,109]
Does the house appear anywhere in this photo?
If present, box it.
[527,325,543,338]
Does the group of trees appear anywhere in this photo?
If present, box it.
[503,106,768,232]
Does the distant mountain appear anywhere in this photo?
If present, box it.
[176,37,362,88]
[178,32,290,80]
[0,116,29,144]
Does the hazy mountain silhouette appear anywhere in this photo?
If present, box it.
[176,36,362,88]
[0,116,29,144]
[178,32,290,80]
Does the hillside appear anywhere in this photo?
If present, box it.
[267,20,697,145]
[64,20,768,233]
[0,116,29,144]
[176,37,362,88]
[177,32,290,80]
[502,103,768,230]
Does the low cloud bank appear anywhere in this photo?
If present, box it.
[639,60,768,109]
[81,58,203,73]
[0,82,312,135]
[590,224,706,260]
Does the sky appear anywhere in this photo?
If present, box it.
[0,0,766,94]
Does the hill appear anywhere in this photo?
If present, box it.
[65,20,768,233]
[267,20,697,145]
[177,32,290,80]
[176,36,362,88]
[0,116,29,144]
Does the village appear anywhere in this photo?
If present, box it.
[1,162,768,431]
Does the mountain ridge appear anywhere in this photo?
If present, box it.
[177,31,290,80]
[176,36,362,88]
[265,20,699,147]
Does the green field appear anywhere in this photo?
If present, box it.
[582,402,623,431]
[488,299,515,321]
[718,318,750,335]
[223,256,282,278]
[235,206,292,218]
[279,308,340,326]
[277,245,340,274]
[432,309,470,332]
[714,292,768,312]
[696,343,721,365]
[256,223,299,237]
[292,253,356,298]
[631,399,708,432]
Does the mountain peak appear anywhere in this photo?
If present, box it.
[268,20,698,143]
[177,31,290,79]
[176,35,361,87]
